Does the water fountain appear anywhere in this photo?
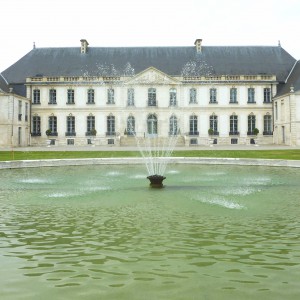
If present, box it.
[132,129,179,188]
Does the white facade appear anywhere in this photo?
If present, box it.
[0,90,31,147]
[26,68,274,147]
[273,87,300,145]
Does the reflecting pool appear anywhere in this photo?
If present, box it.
[0,164,300,300]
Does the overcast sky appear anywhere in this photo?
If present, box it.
[1,0,299,71]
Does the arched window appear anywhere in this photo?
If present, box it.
[169,115,178,136]
[147,114,157,135]
[127,115,135,136]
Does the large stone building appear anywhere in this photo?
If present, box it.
[1,39,300,147]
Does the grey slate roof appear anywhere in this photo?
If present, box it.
[1,44,296,97]
[0,73,9,93]
[276,61,300,96]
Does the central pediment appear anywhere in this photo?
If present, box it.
[125,67,179,85]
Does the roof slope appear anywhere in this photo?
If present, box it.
[0,73,9,92]
[276,61,300,97]
[2,45,296,85]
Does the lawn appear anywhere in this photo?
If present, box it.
[1,150,300,161]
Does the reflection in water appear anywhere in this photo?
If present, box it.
[0,164,300,300]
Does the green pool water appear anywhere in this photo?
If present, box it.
[0,164,300,300]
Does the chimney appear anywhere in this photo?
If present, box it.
[194,39,202,53]
[80,39,89,54]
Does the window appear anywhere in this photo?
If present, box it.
[67,89,75,104]
[264,114,273,135]
[275,102,278,120]
[32,116,41,136]
[107,89,115,104]
[247,114,256,135]
[18,101,22,121]
[25,103,28,122]
[169,115,178,136]
[127,88,134,106]
[147,114,157,135]
[33,89,40,104]
[230,88,237,103]
[169,88,177,106]
[264,88,271,103]
[209,88,217,103]
[231,138,238,144]
[67,139,74,145]
[209,115,218,135]
[87,115,95,135]
[189,115,198,135]
[189,88,197,104]
[106,114,115,135]
[87,89,95,104]
[49,89,57,104]
[148,88,156,106]
[127,115,135,135]
[48,116,57,135]
[248,88,255,103]
[66,116,76,136]
[229,115,239,135]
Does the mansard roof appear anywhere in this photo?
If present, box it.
[276,61,300,97]
[2,44,296,88]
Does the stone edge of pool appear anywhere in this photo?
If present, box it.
[1,157,300,169]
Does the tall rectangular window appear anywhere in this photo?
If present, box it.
[230,115,238,134]
[169,88,177,106]
[25,103,28,122]
[247,115,256,135]
[67,89,75,104]
[209,88,217,103]
[87,115,95,133]
[264,88,271,103]
[148,88,156,106]
[107,115,115,135]
[230,88,237,103]
[189,88,197,104]
[248,88,255,103]
[66,116,75,136]
[264,115,272,135]
[48,116,57,135]
[87,89,95,104]
[189,115,198,135]
[209,115,218,134]
[127,88,134,106]
[18,101,22,121]
[107,89,115,104]
[33,89,40,104]
[49,89,57,104]
[275,102,278,120]
[32,116,41,136]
